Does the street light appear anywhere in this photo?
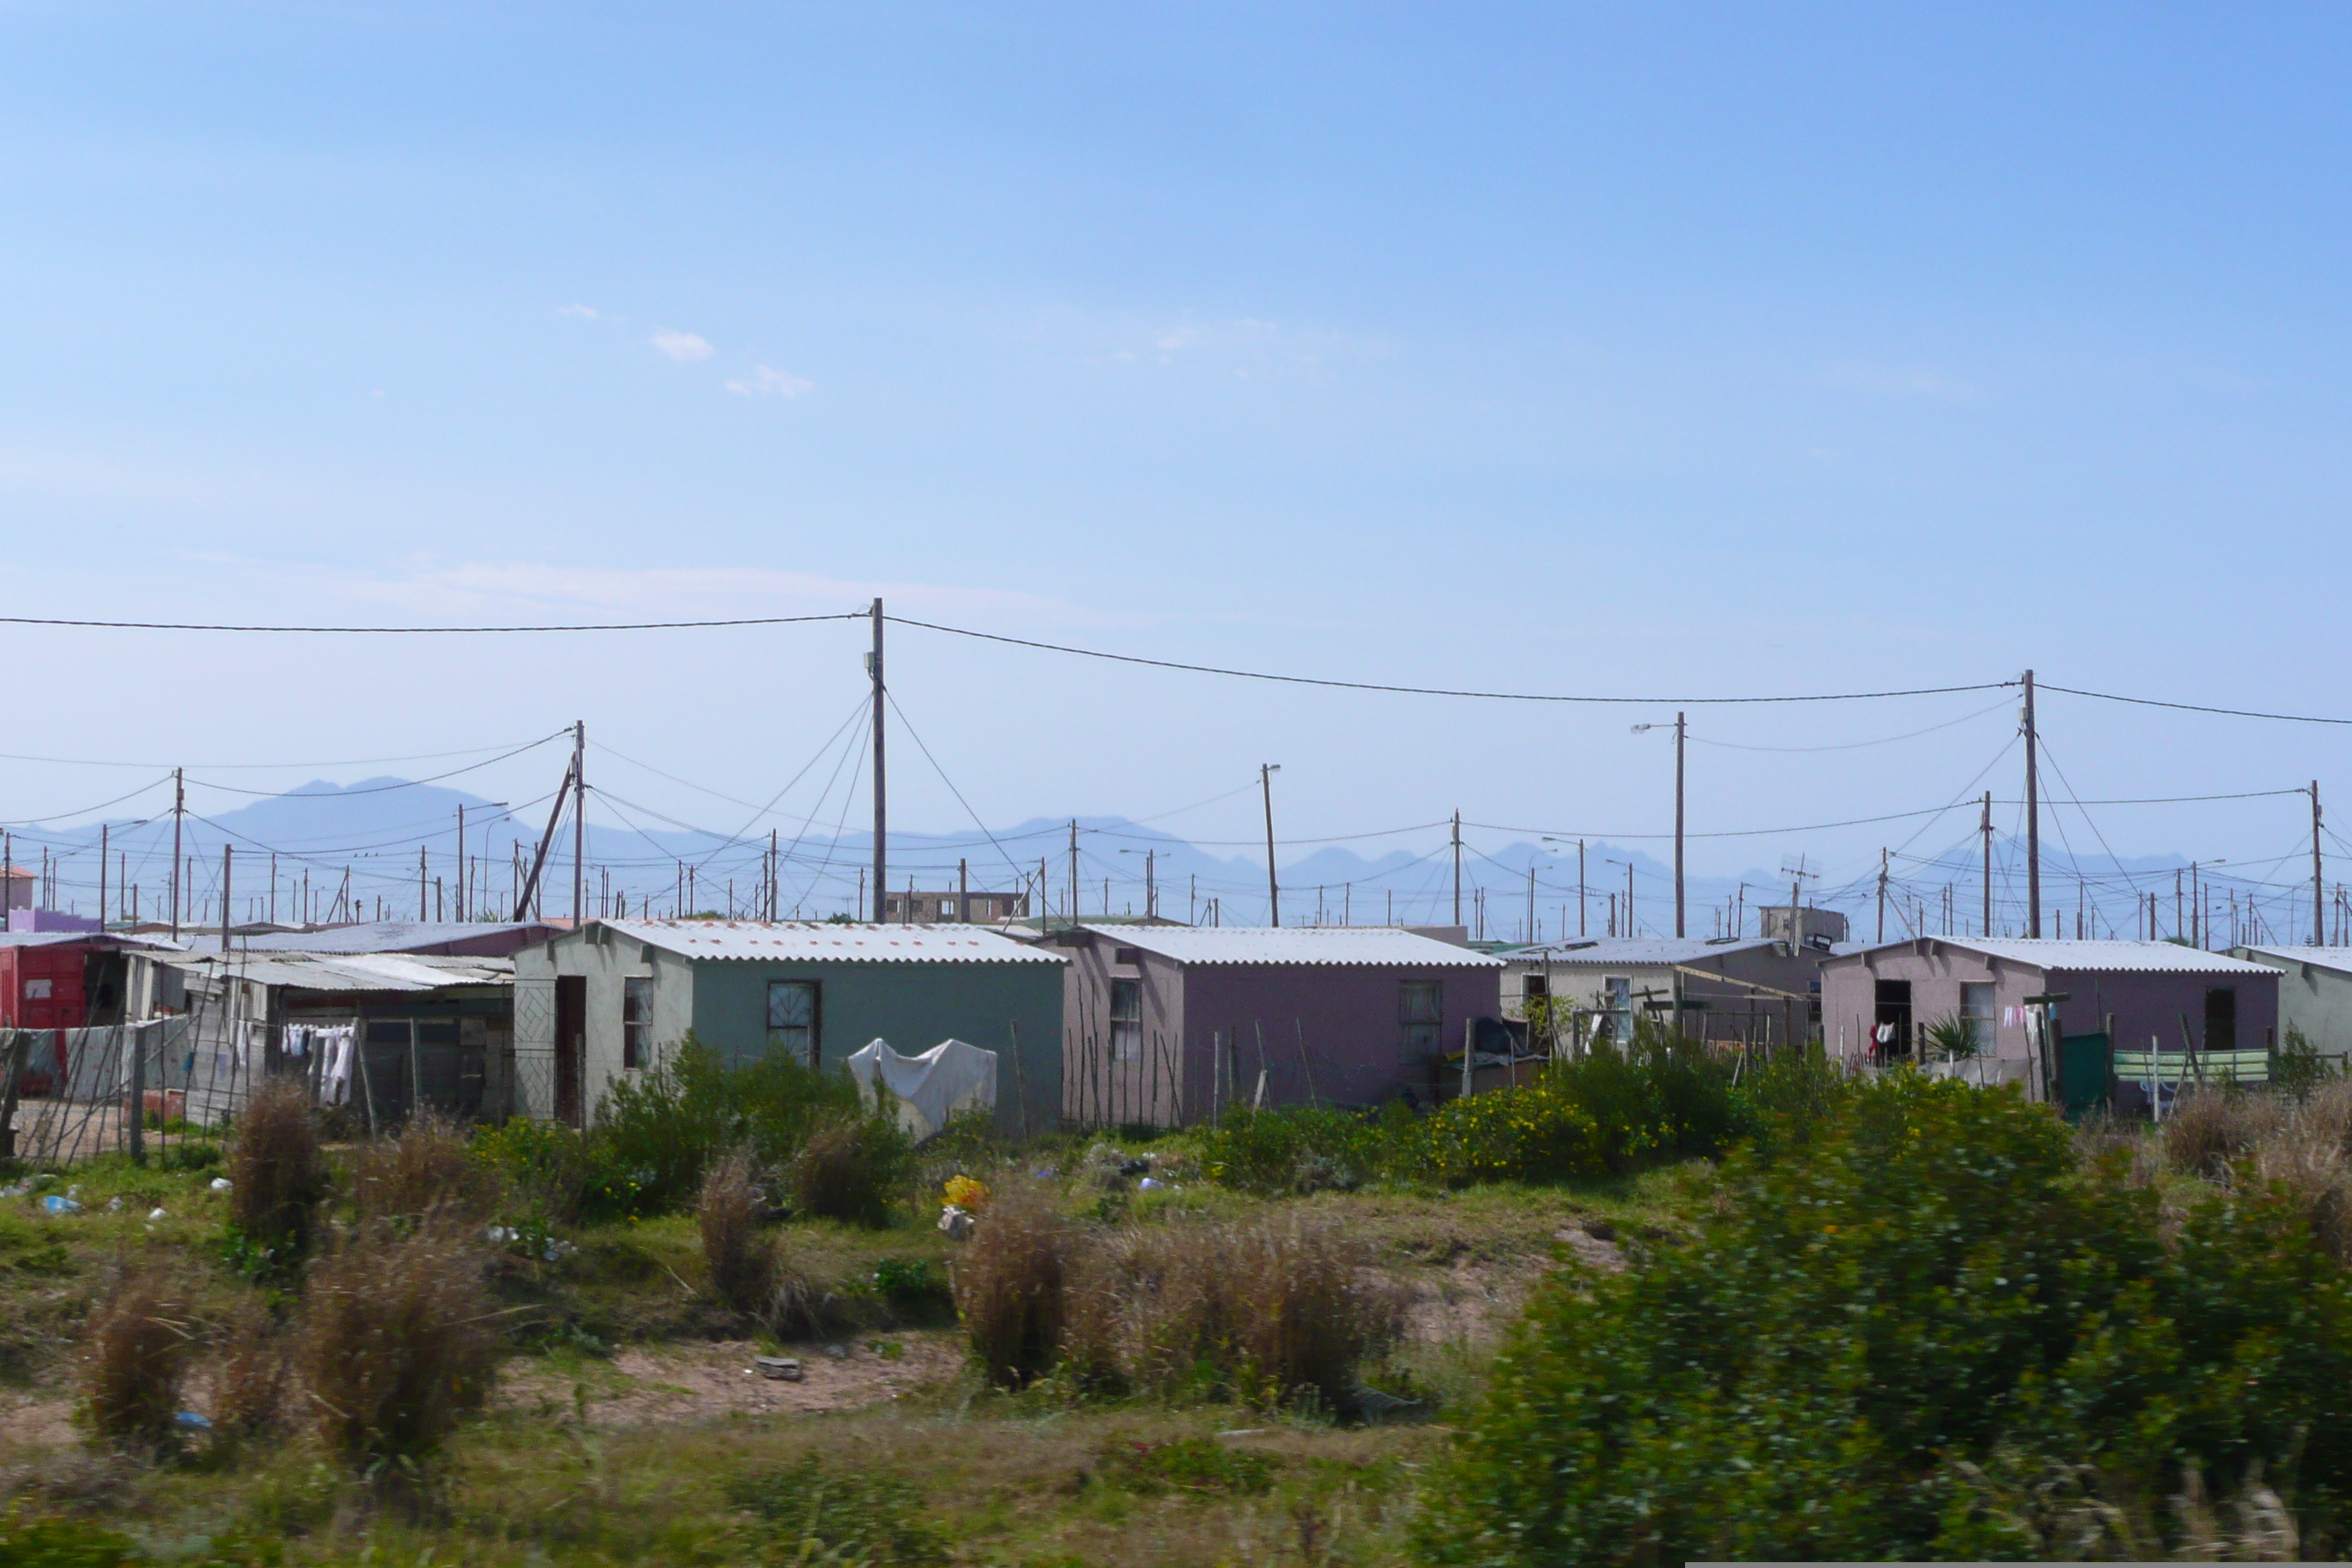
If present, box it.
[1118,848,1156,921]
[1542,835,1588,938]
[1629,715,1688,937]
[1260,764,1281,927]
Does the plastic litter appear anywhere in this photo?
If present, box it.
[147,1208,167,1222]
[0,1183,26,1199]
[41,1196,81,1215]
[208,1177,233,1192]
[485,1226,516,1243]
[754,1355,803,1382]
[937,1205,974,1241]
[823,1343,848,1360]
[173,1411,213,1431]
[107,1196,124,1212]
[1137,1177,1164,1191]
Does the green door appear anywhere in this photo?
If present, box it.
[2059,1032,2110,1121]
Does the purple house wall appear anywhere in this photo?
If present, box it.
[1055,924,1502,1126]
[1821,937,2279,1100]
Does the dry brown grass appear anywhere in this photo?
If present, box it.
[792,1116,896,1226]
[350,1111,494,1225]
[225,1078,328,1264]
[81,1273,197,1449]
[950,1180,1073,1388]
[300,1219,498,1471]
[1081,1217,1403,1410]
[211,1308,292,1440]
[697,1147,775,1315]
[2160,1088,2286,1180]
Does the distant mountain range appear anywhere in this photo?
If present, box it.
[6,777,2212,943]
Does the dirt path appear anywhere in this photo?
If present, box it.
[497,1331,965,1427]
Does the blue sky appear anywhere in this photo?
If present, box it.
[3,3,2351,928]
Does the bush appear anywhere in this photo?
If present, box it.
[470,1117,627,1224]
[2277,1024,2340,1099]
[211,1308,291,1442]
[81,1273,195,1450]
[1193,1106,1383,1195]
[1417,1074,2352,1564]
[353,1111,495,1225]
[696,1147,774,1315]
[223,1079,326,1272]
[728,1453,946,1567]
[1729,1042,1857,1161]
[950,1180,1073,1389]
[595,1034,859,1215]
[792,1114,909,1226]
[1098,1435,1280,1496]
[300,1220,497,1473]
[2163,1085,2287,1179]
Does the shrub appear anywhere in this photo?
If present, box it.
[470,1117,624,1223]
[2163,1085,2286,1178]
[1395,1080,1608,1186]
[223,1079,327,1272]
[792,1114,909,1226]
[211,1308,292,1442]
[949,1180,1073,1388]
[2277,1023,2340,1099]
[1417,1074,2352,1565]
[1729,1042,1857,1161]
[353,1111,494,1225]
[1098,1434,1281,1496]
[300,1220,497,1473]
[1193,1106,1382,1195]
[727,1453,946,1567]
[82,1273,196,1449]
[595,1034,859,1215]
[0,1507,139,1567]
[696,1147,774,1315]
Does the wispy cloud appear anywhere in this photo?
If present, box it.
[725,365,814,398]
[651,329,715,363]
[557,304,598,319]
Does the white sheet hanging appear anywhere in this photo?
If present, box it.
[844,1037,997,1141]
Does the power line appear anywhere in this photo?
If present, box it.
[0,612,863,634]
[883,617,2016,706]
[2039,683,2352,726]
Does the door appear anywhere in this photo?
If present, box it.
[554,976,586,1127]
[2059,1032,2111,1121]
[1874,979,1914,1059]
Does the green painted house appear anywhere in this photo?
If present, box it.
[512,919,1065,1133]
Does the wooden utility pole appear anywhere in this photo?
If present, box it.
[1980,791,1993,937]
[1578,839,1586,935]
[1068,819,1080,930]
[1673,711,1687,938]
[456,804,466,921]
[869,598,886,921]
[1452,810,1463,927]
[419,845,429,920]
[2314,782,2326,945]
[571,720,587,925]
[97,823,108,932]
[2022,670,2041,938]
[1526,863,1537,945]
[1877,849,1888,943]
[1262,764,1281,926]
[170,767,184,941]
[958,856,968,924]
[219,845,233,952]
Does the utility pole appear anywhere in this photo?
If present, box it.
[958,856,968,924]
[1144,849,1156,921]
[869,598,887,921]
[1452,810,1463,927]
[456,804,466,921]
[1526,862,1536,945]
[97,823,108,932]
[2315,782,2326,945]
[1578,840,1586,936]
[170,768,184,941]
[1980,791,1994,938]
[1068,819,1079,930]
[1877,849,1888,943]
[419,845,429,920]
[572,720,586,925]
[2022,669,2041,938]
[1673,712,1686,938]
[219,845,233,953]
[1261,764,1281,927]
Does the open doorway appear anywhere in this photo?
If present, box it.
[554,975,586,1127]
[1874,979,1914,1059]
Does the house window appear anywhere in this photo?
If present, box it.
[1523,972,1549,1001]
[1605,976,1632,1044]
[1400,980,1443,1060]
[1109,979,1142,1063]
[2206,986,2237,1052]
[940,900,958,920]
[1115,946,1141,966]
[767,979,819,1067]
[622,977,652,1070]
[1960,982,1995,1055]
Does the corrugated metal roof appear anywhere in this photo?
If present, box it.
[154,951,513,991]
[600,919,1065,964]
[0,930,181,951]
[1082,924,1502,968]
[237,921,557,954]
[2237,945,2352,977]
[1499,937,1779,967]
[1836,938,2278,975]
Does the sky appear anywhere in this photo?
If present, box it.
[4,2,2351,934]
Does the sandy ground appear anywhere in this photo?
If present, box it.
[496,1332,966,1427]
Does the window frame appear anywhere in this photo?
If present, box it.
[622,976,652,1071]
[766,979,821,1068]
[1399,978,1444,1060]
[1109,977,1143,1063]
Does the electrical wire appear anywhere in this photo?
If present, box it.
[883,691,1031,893]
[0,612,864,634]
[185,731,568,796]
[1687,696,2016,753]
